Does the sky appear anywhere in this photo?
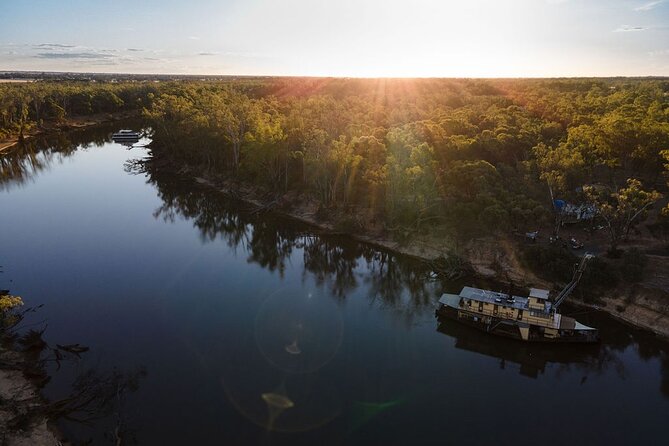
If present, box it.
[1,0,668,77]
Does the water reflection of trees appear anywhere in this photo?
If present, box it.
[144,161,438,322]
[363,250,434,316]
[0,119,142,191]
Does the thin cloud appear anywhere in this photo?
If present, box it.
[635,1,664,11]
[198,52,217,56]
[127,48,143,52]
[35,52,114,59]
[33,43,76,49]
[614,25,648,32]
[188,36,201,40]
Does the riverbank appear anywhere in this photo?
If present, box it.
[0,110,139,154]
[150,158,669,340]
[190,174,545,285]
[0,348,63,445]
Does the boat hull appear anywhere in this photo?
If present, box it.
[436,305,599,343]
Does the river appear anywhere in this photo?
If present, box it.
[1,123,667,445]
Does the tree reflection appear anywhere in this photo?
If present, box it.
[0,119,144,191]
[144,158,440,323]
[302,236,359,298]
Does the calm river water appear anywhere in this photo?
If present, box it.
[1,123,668,445]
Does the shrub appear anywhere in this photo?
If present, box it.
[580,256,618,293]
[521,244,577,283]
[522,244,617,303]
[0,294,23,312]
[621,248,648,283]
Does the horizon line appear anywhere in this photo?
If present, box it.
[2,70,669,81]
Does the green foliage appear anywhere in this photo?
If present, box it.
[8,78,667,247]
[521,245,618,302]
[0,81,158,138]
[521,244,577,283]
[0,294,23,312]
[0,293,23,328]
[620,248,648,283]
[585,178,662,251]
[142,79,667,242]
[579,257,619,295]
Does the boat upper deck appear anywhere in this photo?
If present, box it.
[438,287,597,333]
[452,286,554,312]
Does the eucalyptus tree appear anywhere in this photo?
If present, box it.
[585,179,662,253]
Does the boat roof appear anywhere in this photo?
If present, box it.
[438,293,461,307]
[439,287,599,332]
[451,286,555,312]
[460,286,529,310]
[529,288,550,300]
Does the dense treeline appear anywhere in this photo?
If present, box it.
[0,81,159,139]
[3,78,667,245]
[144,78,669,244]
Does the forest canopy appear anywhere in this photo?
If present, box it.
[142,78,669,240]
[2,77,668,242]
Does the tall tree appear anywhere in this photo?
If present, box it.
[585,179,662,252]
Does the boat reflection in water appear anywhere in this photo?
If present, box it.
[437,318,603,379]
[112,129,141,149]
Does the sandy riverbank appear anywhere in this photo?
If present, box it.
[0,348,64,445]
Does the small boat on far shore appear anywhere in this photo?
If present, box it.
[112,129,140,141]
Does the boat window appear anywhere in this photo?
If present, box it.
[517,310,523,320]
[493,304,498,315]
[478,302,483,312]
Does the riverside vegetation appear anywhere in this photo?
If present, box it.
[0,81,159,149]
[2,76,669,334]
[143,79,669,310]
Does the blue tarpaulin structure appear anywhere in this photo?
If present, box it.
[553,199,566,211]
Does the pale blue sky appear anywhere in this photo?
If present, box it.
[1,0,668,76]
